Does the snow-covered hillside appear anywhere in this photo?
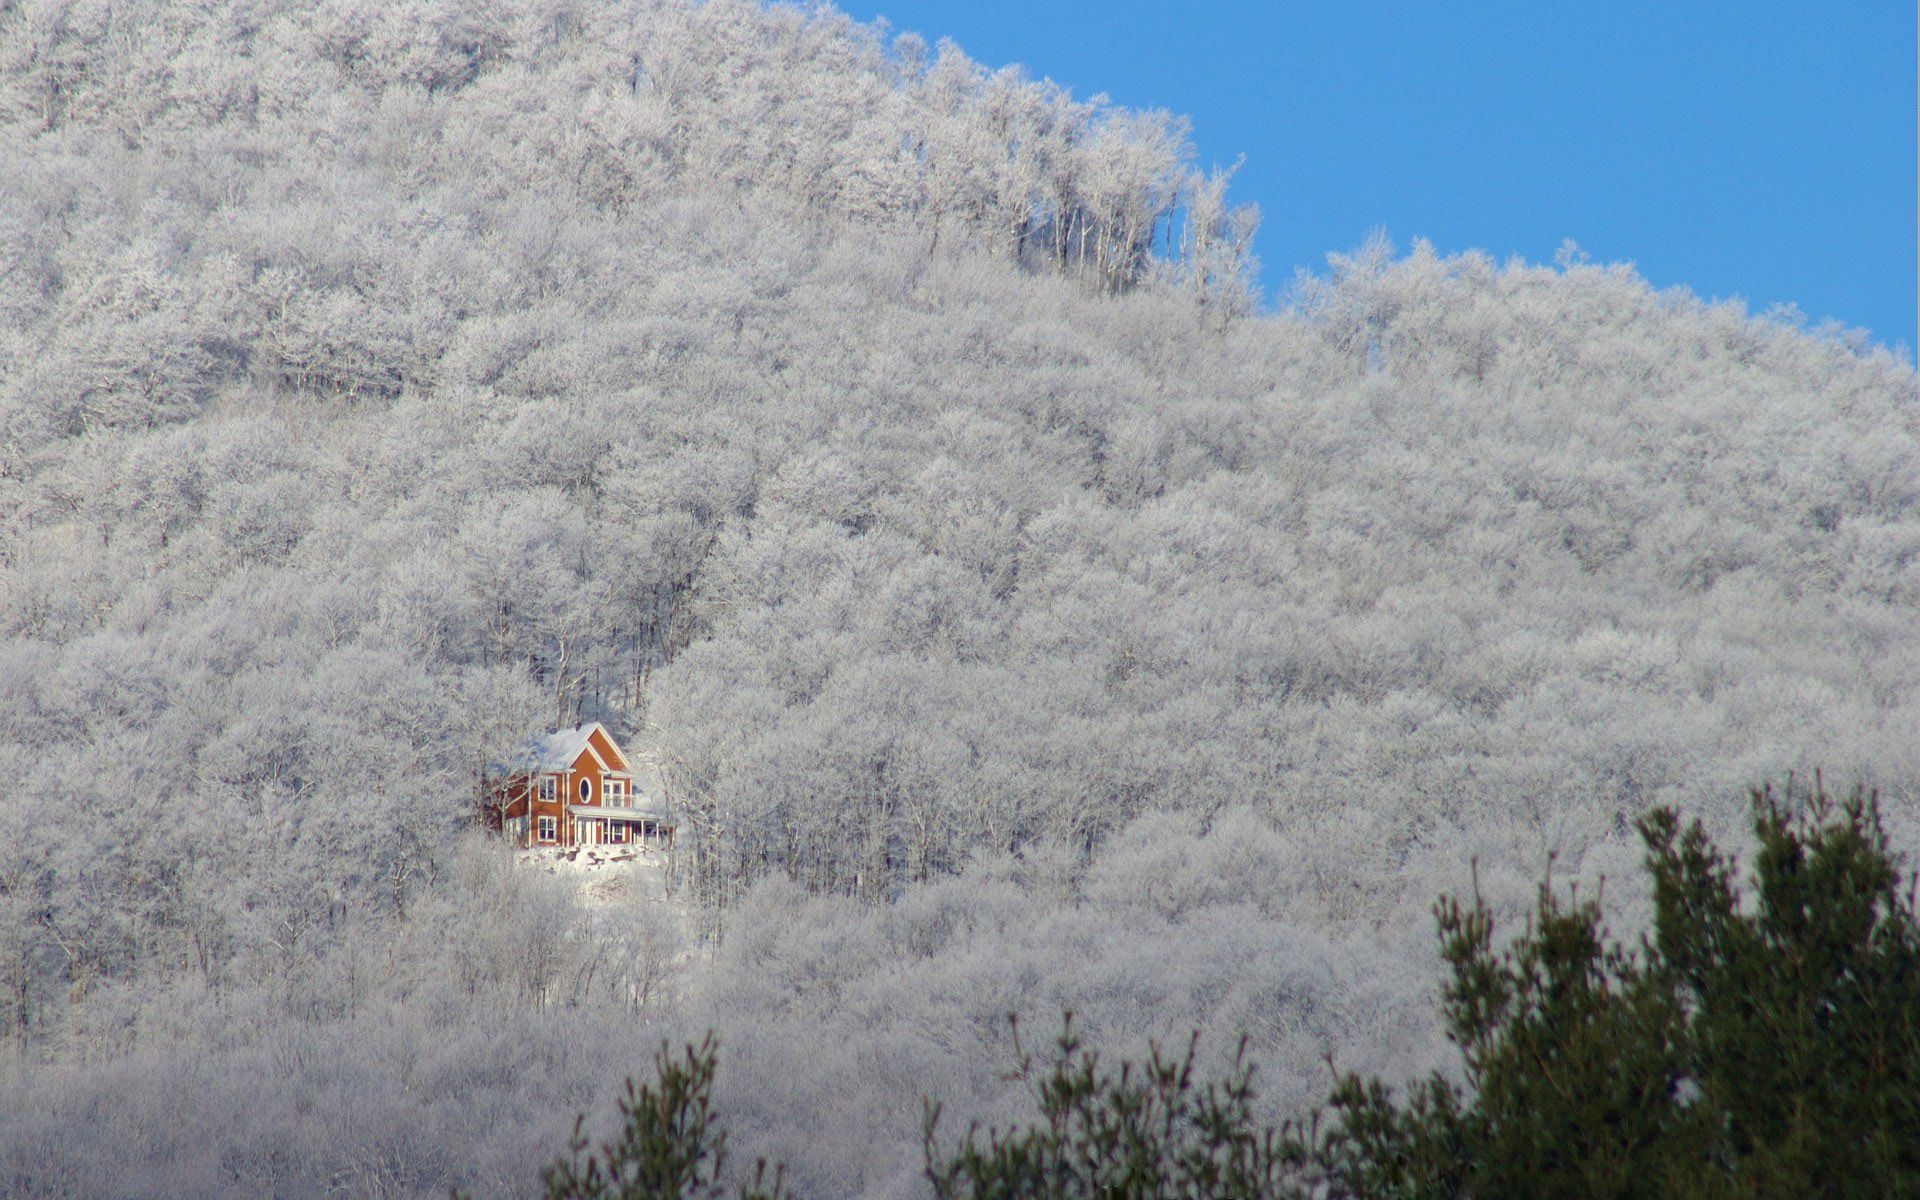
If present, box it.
[0,1,1915,1195]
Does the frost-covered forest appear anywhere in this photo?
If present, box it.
[0,1,1916,1196]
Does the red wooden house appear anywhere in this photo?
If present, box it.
[484,722,675,851]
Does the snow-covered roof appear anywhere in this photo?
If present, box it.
[489,723,673,811]
[568,804,673,825]
[503,722,617,773]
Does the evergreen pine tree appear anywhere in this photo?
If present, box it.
[1321,782,1920,1198]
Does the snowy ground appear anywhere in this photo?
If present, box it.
[518,843,706,982]
[516,844,677,911]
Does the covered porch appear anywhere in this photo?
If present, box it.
[566,805,675,850]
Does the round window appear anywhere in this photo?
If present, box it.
[579,778,592,801]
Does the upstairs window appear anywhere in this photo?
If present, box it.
[606,780,626,806]
[579,777,592,802]
[538,777,556,802]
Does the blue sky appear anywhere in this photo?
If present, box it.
[837,1,1916,356]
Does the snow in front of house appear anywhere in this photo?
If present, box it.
[516,843,675,911]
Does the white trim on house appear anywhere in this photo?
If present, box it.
[573,741,611,774]
[566,804,667,821]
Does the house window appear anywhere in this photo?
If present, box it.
[579,777,593,802]
[537,815,556,842]
[606,780,626,806]
[538,777,556,802]
[608,823,627,844]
